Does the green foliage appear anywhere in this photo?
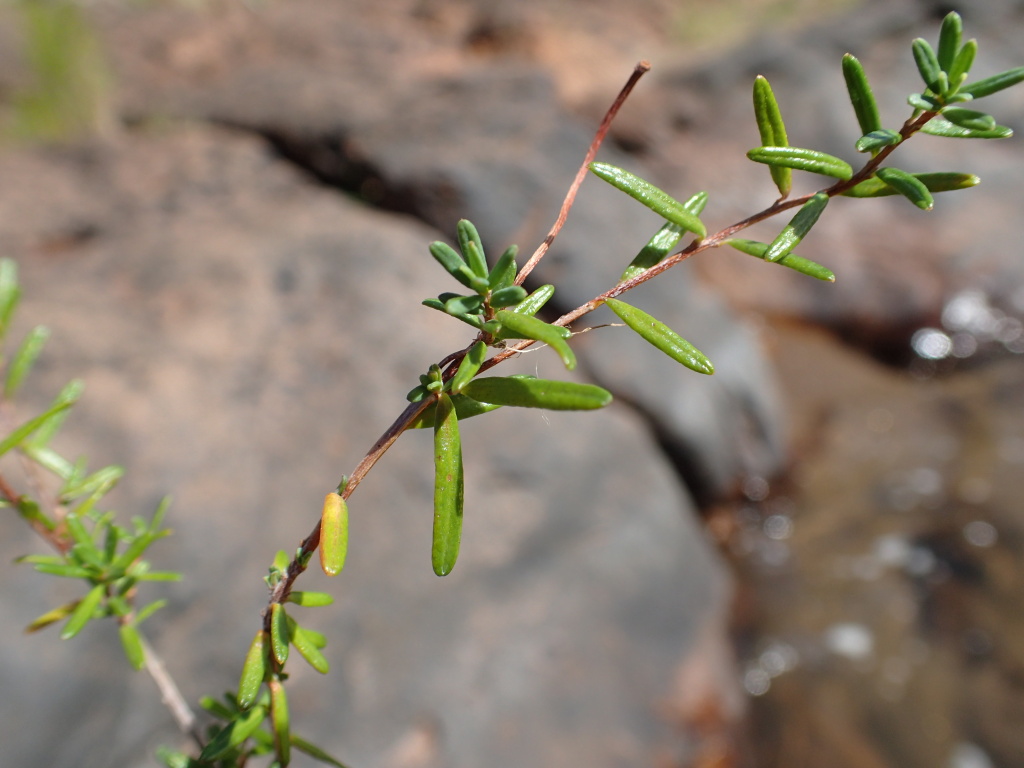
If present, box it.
[6,0,111,142]
[3,11,1022,768]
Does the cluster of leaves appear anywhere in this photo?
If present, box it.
[4,11,1024,768]
[0,259,175,667]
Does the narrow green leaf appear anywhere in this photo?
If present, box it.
[921,116,1013,139]
[841,171,979,197]
[199,695,237,719]
[291,735,352,768]
[457,220,487,278]
[286,591,334,608]
[428,241,464,273]
[319,492,348,577]
[936,12,962,74]
[25,600,79,633]
[842,53,883,136]
[238,630,269,709]
[70,541,106,570]
[941,107,996,131]
[199,706,267,761]
[0,382,82,458]
[0,259,20,343]
[444,294,484,316]
[753,75,792,196]
[408,393,503,429]
[60,583,105,640]
[288,623,330,675]
[22,444,75,479]
[462,376,612,410]
[621,222,684,282]
[947,39,977,88]
[111,531,156,572]
[492,310,575,369]
[912,38,943,92]
[33,562,93,578]
[605,298,714,374]
[488,245,519,291]
[421,298,445,312]
[746,146,852,180]
[855,129,901,154]
[507,284,554,317]
[876,167,934,210]
[489,285,528,309]
[119,623,146,670]
[765,192,829,263]
[64,512,93,547]
[270,603,290,665]
[960,66,1024,99]
[589,163,706,238]
[908,92,942,111]
[5,325,50,398]
[61,464,124,500]
[136,570,182,583]
[432,393,463,577]
[450,341,487,394]
[134,598,167,625]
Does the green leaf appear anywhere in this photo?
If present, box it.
[291,735,352,768]
[319,492,348,577]
[238,630,269,709]
[487,245,519,291]
[429,241,484,291]
[765,192,829,263]
[286,591,334,608]
[746,146,852,180]
[0,380,82,459]
[199,706,267,761]
[462,376,612,410]
[25,600,79,633]
[921,116,1012,139]
[604,298,714,374]
[736,236,830,280]
[457,220,487,278]
[450,341,487,394]
[912,37,943,93]
[61,463,124,500]
[134,598,167,625]
[444,294,484,316]
[876,167,934,210]
[621,222,684,282]
[855,129,901,154]
[60,583,105,640]
[908,92,942,112]
[492,310,575,369]
[288,622,330,675]
[941,107,996,131]
[960,66,1024,99]
[936,12,962,74]
[408,393,503,429]
[842,53,883,136]
[841,171,979,197]
[119,623,146,670]
[432,393,463,577]
[22,444,75,479]
[32,562,93,578]
[589,162,706,238]
[270,603,290,665]
[506,284,554,318]
[489,285,528,309]
[753,75,792,196]
[947,40,977,88]
[0,259,21,343]
[5,325,50,398]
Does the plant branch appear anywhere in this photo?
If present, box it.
[138,630,204,749]
[266,78,940,621]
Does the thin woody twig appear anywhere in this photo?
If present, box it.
[515,61,652,286]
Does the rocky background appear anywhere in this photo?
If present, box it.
[0,1,1022,767]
